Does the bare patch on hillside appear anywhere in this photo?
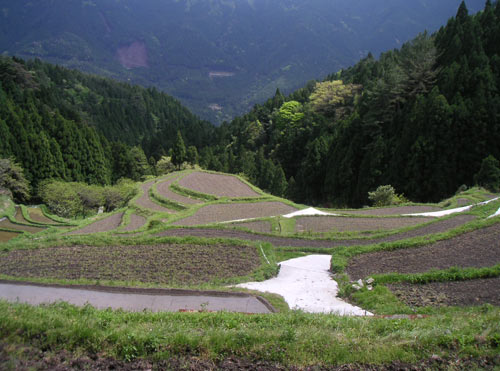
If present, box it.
[117,41,149,69]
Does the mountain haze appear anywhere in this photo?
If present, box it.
[0,0,484,123]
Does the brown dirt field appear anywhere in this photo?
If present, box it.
[178,171,260,198]
[345,222,500,280]
[172,202,297,226]
[229,220,273,233]
[0,230,20,243]
[0,243,260,285]
[336,205,441,216]
[136,181,174,213]
[295,216,432,233]
[27,208,61,225]
[122,214,147,232]
[388,277,500,307]
[0,218,45,234]
[156,177,202,205]
[14,207,30,224]
[66,213,124,235]
[159,215,476,248]
[456,198,471,206]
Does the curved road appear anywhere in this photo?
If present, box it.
[0,282,273,314]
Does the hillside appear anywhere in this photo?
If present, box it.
[205,1,500,207]
[0,0,484,123]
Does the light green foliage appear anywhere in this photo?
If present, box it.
[0,158,30,203]
[155,156,176,175]
[368,185,402,207]
[309,80,362,118]
[276,101,304,129]
[39,181,83,218]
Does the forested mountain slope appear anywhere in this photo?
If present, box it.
[0,0,483,123]
[204,1,500,207]
[0,56,214,191]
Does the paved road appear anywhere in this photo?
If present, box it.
[0,283,273,314]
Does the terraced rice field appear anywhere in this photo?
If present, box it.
[345,222,500,280]
[295,216,432,233]
[0,243,260,285]
[0,218,45,234]
[121,214,147,231]
[27,207,61,225]
[136,181,173,212]
[66,212,124,235]
[229,220,273,233]
[0,230,20,243]
[178,171,260,198]
[172,202,297,226]
[156,177,202,205]
[336,205,442,216]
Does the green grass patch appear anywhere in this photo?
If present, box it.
[0,195,15,219]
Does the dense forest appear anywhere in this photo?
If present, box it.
[0,56,214,194]
[1,1,499,207]
[204,1,500,206]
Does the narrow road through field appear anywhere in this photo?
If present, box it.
[0,282,273,314]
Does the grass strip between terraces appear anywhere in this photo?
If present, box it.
[0,300,498,366]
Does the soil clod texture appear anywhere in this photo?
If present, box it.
[173,202,297,226]
[346,222,500,280]
[160,215,476,248]
[122,213,147,231]
[0,243,260,285]
[295,216,431,233]
[156,176,203,205]
[388,277,500,307]
[337,205,441,216]
[178,171,260,198]
[136,181,174,212]
[66,212,124,235]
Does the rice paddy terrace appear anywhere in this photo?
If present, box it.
[0,170,499,369]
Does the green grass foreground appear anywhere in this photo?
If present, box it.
[0,301,498,366]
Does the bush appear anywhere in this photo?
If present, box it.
[368,185,404,207]
[39,181,83,218]
[474,155,500,192]
[0,158,30,203]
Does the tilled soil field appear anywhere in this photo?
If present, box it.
[66,213,124,235]
[295,216,431,233]
[0,244,260,285]
[160,215,476,248]
[27,208,61,225]
[178,172,260,198]
[172,202,297,226]
[346,222,500,280]
[14,208,30,224]
[0,218,45,234]
[156,177,202,205]
[0,230,20,243]
[388,277,500,307]
[336,205,441,216]
[122,214,147,231]
[229,220,273,233]
[136,181,173,213]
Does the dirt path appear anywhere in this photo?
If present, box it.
[66,213,124,235]
[178,172,260,198]
[159,215,476,248]
[156,177,202,205]
[136,181,174,213]
[0,282,272,314]
[345,222,500,280]
[172,202,297,226]
[388,277,500,307]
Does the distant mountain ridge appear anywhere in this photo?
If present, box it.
[0,0,484,123]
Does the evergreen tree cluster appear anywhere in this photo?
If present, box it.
[206,1,500,206]
[0,56,214,195]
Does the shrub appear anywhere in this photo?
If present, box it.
[0,158,30,203]
[368,185,402,207]
[39,181,83,218]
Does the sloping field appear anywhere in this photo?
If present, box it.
[172,202,297,226]
[66,213,124,235]
[0,218,45,234]
[14,208,30,224]
[156,177,202,205]
[337,205,441,216]
[0,230,20,243]
[161,214,476,248]
[121,214,147,232]
[346,222,500,280]
[229,220,272,233]
[178,172,260,198]
[295,216,431,233]
[0,244,260,285]
[27,207,61,225]
[136,181,173,213]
